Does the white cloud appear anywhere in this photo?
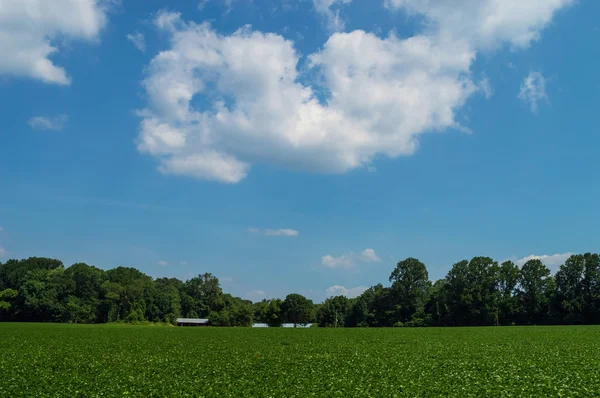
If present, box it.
[313,0,352,32]
[322,254,353,269]
[28,115,68,131]
[0,0,109,84]
[127,31,146,52]
[479,75,494,99]
[326,285,367,298]
[137,3,571,183]
[27,115,69,131]
[246,290,266,301]
[518,71,548,113]
[158,260,168,266]
[515,252,574,270]
[0,246,7,258]
[179,260,188,265]
[0,226,3,232]
[248,228,299,237]
[264,229,299,237]
[385,0,574,50]
[360,248,380,263]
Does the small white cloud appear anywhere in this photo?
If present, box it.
[246,290,266,301]
[515,252,574,271]
[519,71,548,113]
[28,115,68,131]
[360,248,380,263]
[248,228,299,237]
[0,226,3,231]
[179,260,188,265]
[326,285,367,298]
[322,254,353,269]
[479,75,494,99]
[126,31,146,52]
[0,246,7,257]
[158,260,168,267]
[508,62,517,70]
[264,229,299,237]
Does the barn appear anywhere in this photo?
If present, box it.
[176,318,209,327]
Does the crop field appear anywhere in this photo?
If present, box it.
[2,324,600,397]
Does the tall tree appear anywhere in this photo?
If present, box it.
[282,294,314,326]
[519,259,554,324]
[497,261,521,325]
[389,258,430,324]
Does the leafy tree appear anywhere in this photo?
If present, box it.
[497,261,521,325]
[317,296,350,327]
[389,258,430,324]
[282,294,314,326]
[519,259,554,324]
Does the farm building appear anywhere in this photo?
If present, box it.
[251,323,313,328]
[176,318,209,327]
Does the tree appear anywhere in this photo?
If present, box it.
[389,258,430,324]
[497,261,521,325]
[519,259,554,324]
[316,296,350,327]
[185,273,223,317]
[282,294,314,326]
[445,257,500,326]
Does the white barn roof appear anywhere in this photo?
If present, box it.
[176,318,209,324]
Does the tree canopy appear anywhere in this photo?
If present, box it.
[2,253,600,327]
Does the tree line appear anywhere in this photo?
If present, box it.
[1,253,599,327]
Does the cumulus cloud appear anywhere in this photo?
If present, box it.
[360,248,381,263]
[248,228,299,237]
[137,3,571,183]
[326,285,367,298]
[127,31,146,52]
[158,260,168,266]
[28,115,68,131]
[322,254,354,269]
[313,0,352,32]
[323,248,379,268]
[518,71,548,113]
[0,246,7,258]
[0,0,109,84]
[385,0,574,50]
[515,252,574,270]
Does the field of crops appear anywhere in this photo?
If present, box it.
[2,324,600,397]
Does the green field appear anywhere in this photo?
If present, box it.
[2,324,600,397]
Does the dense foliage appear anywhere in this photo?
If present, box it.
[1,253,600,326]
[2,323,600,396]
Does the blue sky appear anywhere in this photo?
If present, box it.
[1,0,598,302]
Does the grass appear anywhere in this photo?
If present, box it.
[1,323,600,397]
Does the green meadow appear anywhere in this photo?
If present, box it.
[2,323,600,397]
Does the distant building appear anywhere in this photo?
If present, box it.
[281,323,314,328]
[176,318,209,327]
[252,323,269,328]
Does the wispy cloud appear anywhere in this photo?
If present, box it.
[0,246,7,258]
[158,260,168,267]
[126,31,146,52]
[519,71,548,113]
[479,75,494,99]
[248,228,299,237]
[28,115,68,131]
